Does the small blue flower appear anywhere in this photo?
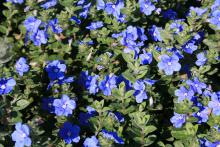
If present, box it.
[11,122,31,147]
[116,75,132,91]
[133,80,148,103]
[41,0,57,9]
[138,0,156,16]
[0,78,16,95]
[15,57,30,76]
[45,60,66,81]
[42,98,55,113]
[99,75,117,96]
[170,113,186,128]
[157,54,181,75]
[59,122,80,144]
[83,136,100,147]
[170,19,184,34]
[189,7,207,16]
[79,106,97,126]
[53,95,76,116]
[149,25,162,42]
[163,9,177,20]
[196,52,207,66]
[30,30,48,46]
[143,78,157,85]
[77,1,92,19]
[105,0,125,21]
[24,17,42,33]
[70,16,81,24]
[194,106,209,123]
[208,95,220,116]
[108,111,125,123]
[139,51,153,65]
[175,86,194,102]
[97,0,105,10]
[6,0,24,4]
[86,21,103,30]
[48,18,63,34]
[209,10,220,29]
[182,41,198,54]
[186,77,206,94]
[211,0,220,11]
[101,129,124,144]
[85,75,99,94]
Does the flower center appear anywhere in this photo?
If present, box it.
[112,5,116,9]
[184,93,188,97]
[106,83,110,87]
[1,85,6,90]
[195,84,198,87]
[167,62,172,66]
[62,102,68,109]
[53,68,59,73]
[67,131,72,136]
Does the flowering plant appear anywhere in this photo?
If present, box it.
[0,0,220,146]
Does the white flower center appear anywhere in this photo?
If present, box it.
[184,93,188,97]
[195,84,198,87]
[106,83,110,87]
[167,62,172,66]
[1,85,6,90]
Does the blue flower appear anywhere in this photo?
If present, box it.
[79,106,97,126]
[48,18,63,34]
[42,98,55,113]
[163,9,177,20]
[194,106,209,123]
[85,75,99,94]
[195,52,207,66]
[133,80,148,103]
[167,47,184,59]
[24,17,42,33]
[170,19,184,34]
[209,10,220,29]
[157,54,181,75]
[186,77,206,94]
[121,26,147,56]
[139,51,153,65]
[6,0,24,4]
[182,41,198,54]
[30,30,48,46]
[105,0,124,18]
[211,0,220,11]
[97,0,105,10]
[175,86,194,102]
[108,111,125,123]
[149,25,162,42]
[208,95,220,116]
[99,75,117,96]
[83,136,100,147]
[11,122,31,147]
[189,7,207,16]
[53,95,76,116]
[45,60,66,81]
[138,0,156,16]
[59,122,80,144]
[15,57,30,76]
[143,78,157,85]
[101,129,124,144]
[0,78,16,95]
[170,113,186,128]
[41,0,57,9]
[77,0,92,19]
[116,75,132,91]
[70,16,81,24]
[86,21,103,30]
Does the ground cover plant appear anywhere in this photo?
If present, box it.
[0,0,220,146]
